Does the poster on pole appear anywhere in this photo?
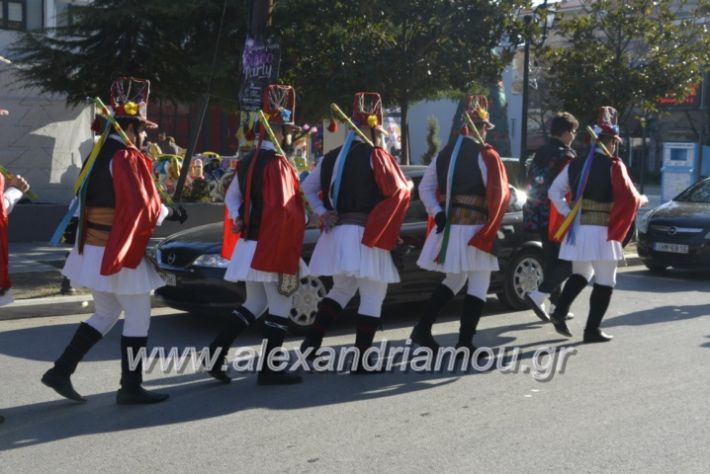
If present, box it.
[238,36,281,111]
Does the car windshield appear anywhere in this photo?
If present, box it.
[675,179,710,203]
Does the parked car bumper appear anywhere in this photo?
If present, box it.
[637,232,710,268]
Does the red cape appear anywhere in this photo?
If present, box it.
[252,156,305,274]
[609,156,642,242]
[0,173,10,289]
[101,148,162,276]
[362,147,411,251]
[222,155,305,275]
[222,206,239,260]
[468,146,510,253]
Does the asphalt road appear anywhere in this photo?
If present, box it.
[1,266,709,473]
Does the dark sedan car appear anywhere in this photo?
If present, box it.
[637,178,710,271]
[151,166,545,330]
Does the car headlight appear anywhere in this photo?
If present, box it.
[637,211,652,234]
[192,254,230,268]
[515,188,527,206]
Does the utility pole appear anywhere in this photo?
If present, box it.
[251,0,273,38]
[519,14,532,180]
[697,72,708,184]
[173,0,230,202]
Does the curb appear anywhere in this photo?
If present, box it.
[623,253,642,268]
[2,254,647,321]
[0,294,166,322]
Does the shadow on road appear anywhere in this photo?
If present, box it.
[0,308,571,451]
[604,303,710,328]
[614,268,710,293]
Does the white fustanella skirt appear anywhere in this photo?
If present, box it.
[308,224,400,283]
[417,224,499,274]
[63,244,165,295]
[224,238,309,283]
[559,225,623,262]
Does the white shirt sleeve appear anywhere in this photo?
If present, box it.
[302,160,328,216]
[419,156,443,216]
[157,204,170,226]
[478,153,488,187]
[224,172,242,220]
[3,187,24,214]
[548,163,572,216]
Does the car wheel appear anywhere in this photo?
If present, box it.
[498,247,544,310]
[644,262,668,273]
[289,275,327,334]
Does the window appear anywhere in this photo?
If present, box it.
[1,0,26,31]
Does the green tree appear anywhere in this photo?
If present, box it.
[422,116,440,165]
[276,0,528,163]
[10,0,247,106]
[543,0,710,128]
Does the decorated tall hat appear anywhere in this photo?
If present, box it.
[352,92,387,134]
[263,84,300,131]
[464,95,494,130]
[110,76,158,129]
[593,106,621,142]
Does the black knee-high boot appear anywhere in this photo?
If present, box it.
[456,295,485,351]
[300,298,342,354]
[258,314,302,385]
[352,314,382,374]
[206,307,256,383]
[410,284,455,351]
[583,284,614,343]
[550,274,588,337]
[41,322,103,402]
[116,336,169,405]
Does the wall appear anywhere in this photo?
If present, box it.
[1,61,94,204]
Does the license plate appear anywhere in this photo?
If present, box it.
[653,242,689,254]
[162,273,177,286]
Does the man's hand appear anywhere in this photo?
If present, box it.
[434,211,447,234]
[232,217,244,234]
[319,210,339,231]
[166,205,188,224]
[639,194,649,207]
[7,175,30,194]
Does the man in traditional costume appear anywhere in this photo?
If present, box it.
[1,106,31,424]
[523,112,579,321]
[410,96,510,355]
[207,84,307,385]
[0,106,30,308]
[41,77,188,404]
[299,92,411,373]
[547,106,645,342]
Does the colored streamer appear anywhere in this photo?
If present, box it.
[436,135,464,264]
[330,131,355,209]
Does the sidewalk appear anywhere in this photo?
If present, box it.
[2,240,165,321]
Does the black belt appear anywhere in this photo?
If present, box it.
[86,222,113,232]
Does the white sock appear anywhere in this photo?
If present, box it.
[528,290,549,306]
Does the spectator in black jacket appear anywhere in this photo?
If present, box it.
[522,112,579,322]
